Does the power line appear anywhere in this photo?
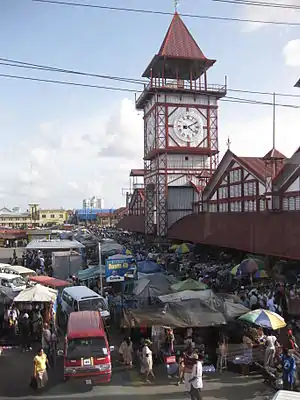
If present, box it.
[0,71,298,108]
[32,0,300,26]
[2,56,300,99]
[0,58,144,85]
[0,72,138,92]
[212,0,300,9]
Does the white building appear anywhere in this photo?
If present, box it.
[83,196,104,209]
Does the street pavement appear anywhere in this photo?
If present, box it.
[0,347,275,400]
[0,247,25,263]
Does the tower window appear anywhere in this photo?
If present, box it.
[185,156,189,161]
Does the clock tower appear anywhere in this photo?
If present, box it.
[136,12,227,238]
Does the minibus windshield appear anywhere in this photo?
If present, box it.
[67,337,107,359]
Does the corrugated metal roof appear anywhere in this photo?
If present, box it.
[238,156,268,180]
[26,239,85,250]
[158,12,208,60]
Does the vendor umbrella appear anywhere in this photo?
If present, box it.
[238,309,286,330]
[230,265,241,276]
[254,270,269,279]
[238,258,262,275]
[175,243,191,255]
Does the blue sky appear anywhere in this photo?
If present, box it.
[0,0,300,209]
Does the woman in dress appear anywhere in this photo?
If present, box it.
[141,339,155,382]
[119,337,134,367]
[33,348,49,390]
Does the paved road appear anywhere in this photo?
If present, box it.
[0,247,25,263]
[0,347,274,400]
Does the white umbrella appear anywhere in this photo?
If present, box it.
[14,284,57,303]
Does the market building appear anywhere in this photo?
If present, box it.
[118,11,300,260]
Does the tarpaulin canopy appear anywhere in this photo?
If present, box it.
[137,260,162,274]
[76,265,105,281]
[101,241,123,255]
[159,289,249,320]
[171,278,208,292]
[14,284,57,303]
[133,274,176,298]
[123,299,227,328]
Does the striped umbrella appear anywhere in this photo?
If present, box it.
[238,309,286,330]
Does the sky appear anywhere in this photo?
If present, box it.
[0,0,300,210]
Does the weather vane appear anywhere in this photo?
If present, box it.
[174,0,179,12]
[226,136,231,150]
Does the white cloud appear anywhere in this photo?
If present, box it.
[221,105,300,158]
[283,39,300,66]
[0,98,143,210]
[238,0,300,32]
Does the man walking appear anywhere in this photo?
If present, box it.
[189,353,203,400]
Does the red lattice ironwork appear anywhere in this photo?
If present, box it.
[209,106,219,171]
[156,153,168,237]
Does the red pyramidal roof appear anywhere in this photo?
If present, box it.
[158,12,208,60]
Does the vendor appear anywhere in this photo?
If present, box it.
[164,328,175,354]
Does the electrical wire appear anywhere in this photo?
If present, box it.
[32,0,300,26]
[212,0,300,10]
[2,56,300,99]
[0,71,298,108]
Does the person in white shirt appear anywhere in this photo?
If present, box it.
[264,334,277,369]
[189,353,203,400]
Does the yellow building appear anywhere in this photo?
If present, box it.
[39,209,68,226]
[0,205,68,228]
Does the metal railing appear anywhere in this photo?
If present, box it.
[136,79,227,104]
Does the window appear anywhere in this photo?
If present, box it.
[42,214,46,218]
[244,181,256,196]
[229,169,241,183]
[62,292,73,307]
[209,203,217,212]
[218,187,228,199]
[59,214,64,218]
[260,199,265,211]
[219,203,228,212]
[50,214,55,218]
[289,197,295,210]
[67,337,107,360]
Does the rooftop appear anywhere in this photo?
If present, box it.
[26,239,85,250]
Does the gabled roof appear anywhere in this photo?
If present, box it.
[273,146,300,190]
[263,148,286,160]
[158,12,207,60]
[203,150,274,200]
[238,157,270,181]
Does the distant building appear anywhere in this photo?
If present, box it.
[0,204,68,228]
[39,209,68,226]
[83,196,104,210]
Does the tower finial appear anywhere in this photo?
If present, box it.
[174,0,179,12]
[226,136,231,150]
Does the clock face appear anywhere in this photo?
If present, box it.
[174,110,203,143]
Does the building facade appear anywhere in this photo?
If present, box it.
[83,196,104,210]
[0,205,68,228]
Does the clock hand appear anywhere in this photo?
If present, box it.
[188,121,198,128]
